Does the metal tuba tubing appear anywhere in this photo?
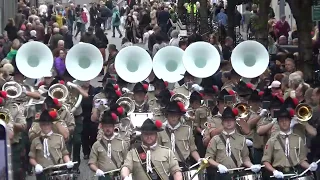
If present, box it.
[295,103,312,122]
[48,84,69,102]
[116,97,135,115]
[2,82,23,99]
[170,93,190,110]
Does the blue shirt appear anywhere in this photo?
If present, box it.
[216,12,227,26]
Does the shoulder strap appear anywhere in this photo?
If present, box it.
[165,128,187,165]
[276,135,295,167]
[100,139,119,168]
[39,137,59,165]
[219,134,238,167]
[135,146,163,180]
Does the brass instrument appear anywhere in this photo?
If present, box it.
[234,102,250,119]
[0,107,12,124]
[2,82,23,99]
[48,84,69,102]
[65,81,83,113]
[295,103,312,122]
[114,127,120,133]
[116,97,135,115]
[170,93,190,109]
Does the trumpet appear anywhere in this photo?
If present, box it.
[295,103,312,122]
[0,107,11,124]
[234,102,250,119]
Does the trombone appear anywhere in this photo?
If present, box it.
[295,103,312,123]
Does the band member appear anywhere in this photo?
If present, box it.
[91,82,122,122]
[173,72,196,96]
[158,100,202,168]
[201,85,219,115]
[29,96,70,141]
[65,80,90,173]
[29,110,74,180]
[256,92,284,139]
[203,89,251,146]
[147,77,168,100]
[150,89,173,122]
[89,110,129,179]
[132,82,150,113]
[187,90,209,157]
[262,104,318,179]
[246,89,265,164]
[235,81,253,102]
[3,88,27,180]
[121,118,183,180]
[110,104,132,141]
[205,107,262,179]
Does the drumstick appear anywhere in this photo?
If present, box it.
[270,173,296,178]
[244,165,265,171]
[43,161,78,170]
[189,157,210,170]
[217,167,245,172]
[290,159,320,179]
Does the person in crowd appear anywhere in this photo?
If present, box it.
[112,7,123,38]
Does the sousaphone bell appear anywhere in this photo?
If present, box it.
[48,84,69,103]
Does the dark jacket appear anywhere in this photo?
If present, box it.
[63,32,73,49]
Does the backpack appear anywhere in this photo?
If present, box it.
[114,14,120,23]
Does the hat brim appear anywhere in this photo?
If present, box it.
[136,127,163,132]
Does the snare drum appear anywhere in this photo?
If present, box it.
[183,170,198,180]
[232,172,262,180]
[292,174,315,180]
[46,170,76,180]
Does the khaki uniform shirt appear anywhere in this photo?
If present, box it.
[205,132,250,169]
[261,132,307,168]
[7,103,26,143]
[29,116,69,141]
[203,115,222,139]
[221,81,235,91]
[257,117,280,139]
[149,98,165,122]
[58,106,75,133]
[29,133,69,167]
[158,124,197,162]
[122,145,181,180]
[194,106,209,129]
[134,101,150,113]
[146,91,155,102]
[249,113,267,149]
[89,136,129,171]
[173,85,189,97]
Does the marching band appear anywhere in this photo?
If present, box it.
[1,39,320,180]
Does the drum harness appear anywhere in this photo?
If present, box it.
[219,134,238,169]
[276,135,297,174]
[165,127,190,170]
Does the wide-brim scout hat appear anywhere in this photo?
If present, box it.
[203,85,219,95]
[249,89,264,102]
[100,110,120,125]
[235,81,253,97]
[164,100,186,115]
[270,95,284,108]
[283,97,299,109]
[38,109,58,123]
[155,89,172,100]
[43,96,61,109]
[217,89,235,101]
[189,91,203,103]
[221,106,239,120]
[137,118,163,132]
[98,73,113,83]
[150,77,168,90]
[274,105,295,119]
[133,82,149,93]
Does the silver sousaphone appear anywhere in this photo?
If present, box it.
[65,43,104,112]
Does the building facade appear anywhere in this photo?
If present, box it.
[0,0,17,33]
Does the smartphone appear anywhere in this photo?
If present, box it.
[0,120,11,180]
[106,78,117,85]
[262,101,271,109]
